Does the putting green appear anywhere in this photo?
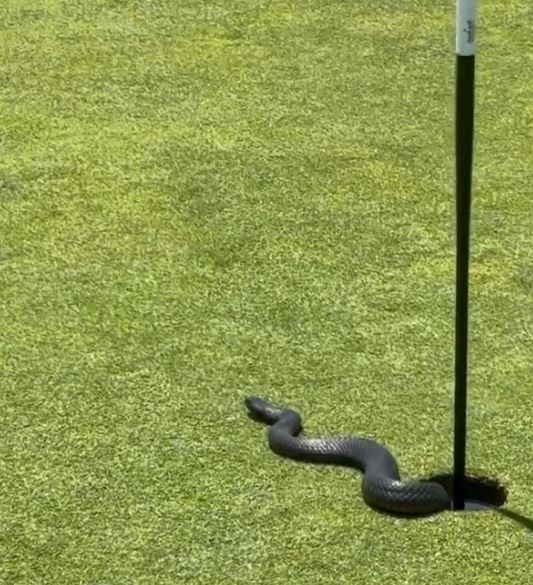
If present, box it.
[0,1,531,584]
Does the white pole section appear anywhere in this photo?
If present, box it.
[457,0,477,56]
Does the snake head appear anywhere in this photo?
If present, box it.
[244,396,286,425]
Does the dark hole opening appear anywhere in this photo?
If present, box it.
[424,472,508,510]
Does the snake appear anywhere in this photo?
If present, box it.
[244,396,451,515]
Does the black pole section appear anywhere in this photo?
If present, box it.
[453,54,475,511]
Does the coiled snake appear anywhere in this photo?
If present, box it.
[245,396,450,515]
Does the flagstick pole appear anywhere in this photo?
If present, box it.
[453,0,477,511]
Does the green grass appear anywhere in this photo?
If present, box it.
[1,1,532,583]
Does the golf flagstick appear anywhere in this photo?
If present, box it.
[244,0,508,517]
[453,0,477,511]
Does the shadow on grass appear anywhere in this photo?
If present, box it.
[373,504,533,535]
[496,508,533,533]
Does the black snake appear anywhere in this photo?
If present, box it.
[245,396,451,515]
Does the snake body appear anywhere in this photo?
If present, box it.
[245,396,450,515]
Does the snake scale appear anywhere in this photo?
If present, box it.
[245,396,450,515]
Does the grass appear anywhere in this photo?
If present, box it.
[0,1,532,583]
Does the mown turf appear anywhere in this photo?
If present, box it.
[0,1,532,584]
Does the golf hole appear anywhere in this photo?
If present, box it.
[425,472,508,511]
